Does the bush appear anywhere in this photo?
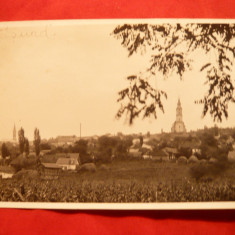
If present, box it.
[190,160,229,181]
[188,155,199,164]
[177,156,187,165]
[99,164,110,171]
[78,163,96,172]
[10,155,38,172]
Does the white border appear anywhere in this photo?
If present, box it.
[0,18,235,210]
[0,202,235,210]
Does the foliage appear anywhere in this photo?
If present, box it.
[1,160,235,202]
[1,143,9,159]
[177,147,191,159]
[112,23,235,124]
[18,128,25,154]
[40,142,51,150]
[34,128,41,157]
[73,139,88,154]
[95,136,132,162]
[190,161,229,181]
[73,139,92,164]
[24,138,29,157]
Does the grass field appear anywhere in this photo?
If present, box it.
[0,159,235,202]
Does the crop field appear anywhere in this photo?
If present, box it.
[0,160,235,202]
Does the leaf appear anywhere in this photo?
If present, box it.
[200,63,211,72]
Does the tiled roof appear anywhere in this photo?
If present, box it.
[56,157,77,165]
[42,163,62,169]
[163,147,178,154]
[152,150,168,157]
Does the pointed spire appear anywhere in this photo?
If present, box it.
[177,98,181,107]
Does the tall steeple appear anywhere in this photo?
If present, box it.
[171,99,186,133]
[176,98,183,122]
[13,124,17,141]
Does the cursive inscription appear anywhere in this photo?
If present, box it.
[0,25,56,40]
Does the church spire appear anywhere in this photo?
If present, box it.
[171,99,186,133]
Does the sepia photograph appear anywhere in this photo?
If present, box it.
[0,19,235,209]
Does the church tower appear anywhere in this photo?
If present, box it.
[13,124,17,141]
[171,99,186,133]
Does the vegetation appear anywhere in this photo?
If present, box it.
[34,128,41,157]
[24,138,29,157]
[18,128,25,155]
[0,160,235,202]
[0,125,234,203]
[1,143,9,159]
[112,24,235,124]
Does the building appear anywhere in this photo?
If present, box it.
[129,148,142,158]
[171,99,186,133]
[40,163,63,179]
[163,147,178,160]
[151,150,169,161]
[228,151,235,162]
[56,157,79,170]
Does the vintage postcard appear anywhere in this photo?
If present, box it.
[0,19,235,209]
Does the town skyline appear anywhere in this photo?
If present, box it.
[0,21,234,141]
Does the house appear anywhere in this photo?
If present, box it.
[129,148,142,158]
[151,150,169,161]
[228,151,235,162]
[192,148,201,155]
[40,163,63,179]
[226,136,234,145]
[67,153,80,163]
[180,139,201,155]
[56,157,79,170]
[132,138,140,146]
[141,143,152,151]
[143,138,150,144]
[143,152,152,159]
[163,147,178,160]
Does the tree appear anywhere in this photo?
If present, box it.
[34,128,41,157]
[24,138,29,157]
[18,127,25,154]
[73,139,88,155]
[1,143,9,159]
[95,136,119,162]
[40,142,51,150]
[112,23,235,124]
[73,139,91,163]
[139,135,143,147]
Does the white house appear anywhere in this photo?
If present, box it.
[56,157,79,170]
[129,148,142,158]
[132,138,140,145]
[228,151,235,162]
[141,143,152,151]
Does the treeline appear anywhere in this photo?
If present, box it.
[44,135,133,164]
[156,126,235,160]
[1,127,41,163]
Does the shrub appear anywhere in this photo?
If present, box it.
[188,155,199,164]
[190,159,229,181]
[177,156,187,165]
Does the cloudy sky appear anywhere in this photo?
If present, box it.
[0,20,234,140]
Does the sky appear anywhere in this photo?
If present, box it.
[0,21,234,141]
